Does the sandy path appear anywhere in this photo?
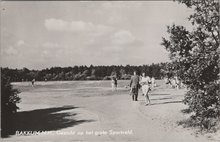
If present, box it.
[3,82,219,141]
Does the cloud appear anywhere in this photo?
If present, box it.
[44,18,113,35]
[112,30,135,45]
[45,18,69,31]
[85,29,144,60]
[44,18,92,32]
[85,29,137,48]
[2,40,25,56]
[4,46,18,55]
[17,40,25,46]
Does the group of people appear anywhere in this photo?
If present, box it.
[110,71,155,105]
[130,71,156,105]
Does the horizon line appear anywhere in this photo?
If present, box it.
[1,62,170,70]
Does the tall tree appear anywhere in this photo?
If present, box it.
[162,0,219,129]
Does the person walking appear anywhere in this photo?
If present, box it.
[114,77,117,91]
[130,71,140,101]
[111,77,117,91]
[31,79,35,87]
[140,73,151,105]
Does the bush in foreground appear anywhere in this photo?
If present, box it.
[1,74,20,137]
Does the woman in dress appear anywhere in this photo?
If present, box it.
[140,73,151,105]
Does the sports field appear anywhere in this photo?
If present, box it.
[3,80,219,141]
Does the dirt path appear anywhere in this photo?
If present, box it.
[3,82,219,141]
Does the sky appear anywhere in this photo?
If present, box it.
[1,1,194,70]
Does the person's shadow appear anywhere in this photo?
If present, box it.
[1,106,94,138]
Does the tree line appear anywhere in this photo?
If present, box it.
[1,63,168,82]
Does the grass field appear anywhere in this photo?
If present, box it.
[12,80,131,98]
[2,80,219,141]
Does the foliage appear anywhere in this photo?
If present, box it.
[1,73,21,137]
[1,74,20,113]
[161,0,220,130]
[1,63,167,82]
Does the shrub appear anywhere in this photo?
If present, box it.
[1,73,20,137]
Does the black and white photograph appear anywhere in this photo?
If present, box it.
[1,0,220,141]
